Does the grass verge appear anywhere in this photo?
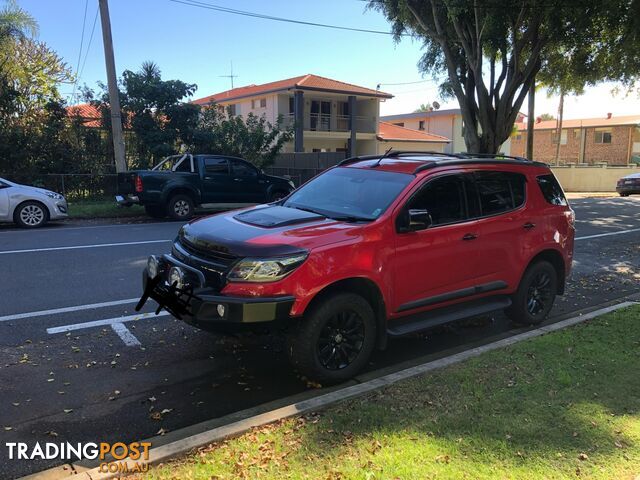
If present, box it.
[139,306,640,480]
[67,201,145,219]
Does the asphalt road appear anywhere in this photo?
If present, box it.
[1,196,639,478]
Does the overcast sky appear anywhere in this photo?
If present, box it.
[20,0,640,120]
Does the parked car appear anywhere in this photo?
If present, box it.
[616,172,640,196]
[136,152,575,384]
[0,177,68,228]
[116,153,295,220]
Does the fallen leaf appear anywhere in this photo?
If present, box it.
[157,428,167,436]
[63,409,73,414]
[578,453,589,461]
[161,408,173,414]
[4,426,12,431]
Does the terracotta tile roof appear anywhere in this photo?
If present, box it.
[66,103,102,127]
[516,114,640,131]
[192,74,392,105]
[377,121,450,143]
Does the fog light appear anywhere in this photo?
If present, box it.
[147,256,159,279]
[168,266,184,289]
[216,304,226,317]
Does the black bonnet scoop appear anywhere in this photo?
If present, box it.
[233,206,325,228]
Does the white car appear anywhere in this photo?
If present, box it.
[0,177,68,228]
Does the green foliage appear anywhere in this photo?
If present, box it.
[538,113,555,121]
[369,0,640,153]
[413,102,432,113]
[0,0,37,45]
[190,105,294,168]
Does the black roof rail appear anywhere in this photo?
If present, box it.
[457,152,532,162]
[337,150,464,167]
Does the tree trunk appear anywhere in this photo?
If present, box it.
[526,79,536,159]
[554,91,565,166]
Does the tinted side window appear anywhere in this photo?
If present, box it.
[409,175,466,226]
[232,161,257,177]
[474,171,525,216]
[204,158,229,175]
[537,174,567,206]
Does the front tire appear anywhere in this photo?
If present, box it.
[287,293,376,385]
[14,201,49,228]
[167,194,194,220]
[506,260,558,325]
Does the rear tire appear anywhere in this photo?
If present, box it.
[620,193,629,197]
[144,205,166,219]
[505,260,558,325]
[14,201,49,228]
[286,293,376,385]
[167,194,194,220]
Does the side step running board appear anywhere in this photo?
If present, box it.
[387,296,512,337]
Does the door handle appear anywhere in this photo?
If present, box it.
[462,233,478,241]
[523,222,536,230]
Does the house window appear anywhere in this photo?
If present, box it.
[418,120,425,130]
[552,130,568,145]
[289,96,295,114]
[228,104,237,116]
[573,129,582,140]
[594,128,612,144]
[251,98,267,109]
[513,132,522,140]
[393,122,404,127]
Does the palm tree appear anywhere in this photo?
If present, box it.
[0,0,37,44]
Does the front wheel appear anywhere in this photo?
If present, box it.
[287,293,376,385]
[14,201,49,228]
[167,194,194,220]
[505,260,558,325]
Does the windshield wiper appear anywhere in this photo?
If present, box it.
[288,205,326,217]
[327,214,372,223]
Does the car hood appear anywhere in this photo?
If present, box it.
[11,183,57,197]
[178,205,364,257]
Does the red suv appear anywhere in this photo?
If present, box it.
[138,152,575,384]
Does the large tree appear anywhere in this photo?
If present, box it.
[369,0,640,154]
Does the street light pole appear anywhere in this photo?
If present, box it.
[98,0,127,173]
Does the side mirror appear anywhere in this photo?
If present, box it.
[397,208,432,233]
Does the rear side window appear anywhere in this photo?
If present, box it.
[232,161,257,177]
[537,174,567,206]
[473,171,526,216]
[204,158,229,175]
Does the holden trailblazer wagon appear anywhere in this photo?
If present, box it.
[137,152,575,384]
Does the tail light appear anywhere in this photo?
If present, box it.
[135,175,143,193]
[566,208,575,228]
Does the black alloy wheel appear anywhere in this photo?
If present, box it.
[317,310,366,371]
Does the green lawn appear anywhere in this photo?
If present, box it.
[140,306,640,480]
[67,201,145,219]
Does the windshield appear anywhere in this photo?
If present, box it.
[283,167,413,221]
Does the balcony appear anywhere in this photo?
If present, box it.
[281,113,376,134]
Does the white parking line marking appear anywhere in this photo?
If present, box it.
[46,311,170,334]
[0,239,171,255]
[575,227,640,241]
[111,322,142,346]
[0,298,140,323]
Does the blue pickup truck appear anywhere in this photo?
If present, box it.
[116,154,295,219]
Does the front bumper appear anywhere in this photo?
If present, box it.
[115,194,140,206]
[50,199,69,220]
[137,256,295,330]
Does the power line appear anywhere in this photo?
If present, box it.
[71,0,89,102]
[77,7,99,87]
[168,0,409,36]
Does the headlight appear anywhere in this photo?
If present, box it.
[168,266,185,289]
[147,256,160,279]
[44,191,64,200]
[228,253,307,282]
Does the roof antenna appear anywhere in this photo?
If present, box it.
[372,147,394,168]
[219,61,238,89]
